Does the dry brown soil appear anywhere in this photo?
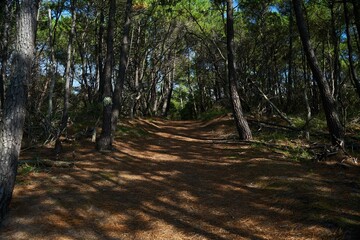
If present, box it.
[1,116,359,239]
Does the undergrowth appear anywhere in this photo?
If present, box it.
[115,124,148,138]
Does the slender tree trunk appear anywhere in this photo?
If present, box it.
[330,1,340,99]
[302,50,312,140]
[97,0,116,151]
[47,8,57,125]
[96,8,105,100]
[77,37,93,104]
[287,5,294,111]
[292,0,344,145]
[60,0,76,132]
[226,0,252,140]
[162,61,175,117]
[0,0,38,220]
[112,0,132,131]
[343,0,360,98]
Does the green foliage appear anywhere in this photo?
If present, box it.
[199,104,230,120]
[115,124,148,138]
[180,101,196,120]
[18,163,39,176]
[254,129,313,162]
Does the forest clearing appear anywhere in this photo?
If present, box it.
[1,116,359,240]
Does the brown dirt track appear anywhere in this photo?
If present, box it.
[1,117,359,239]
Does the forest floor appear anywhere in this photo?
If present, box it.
[1,116,360,240]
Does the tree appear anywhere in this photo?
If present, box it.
[112,0,133,131]
[0,0,38,220]
[292,0,344,145]
[343,0,360,98]
[226,0,252,140]
[60,0,76,132]
[97,0,116,151]
[0,0,12,110]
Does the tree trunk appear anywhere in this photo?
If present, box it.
[226,0,252,140]
[351,0,360,48]
[0,0,11,110]
[97,0,116,151]
[0,0,37,220]
[292,0,344,145]
[47,8,58,126]
[287,5,294,111]
[96,8,105,100]
[162,62,175,117]
[330,0,340,99]
[112,0,132,131]
[343,0,360,98]
[60,0,76,132]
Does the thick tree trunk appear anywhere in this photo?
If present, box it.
[112,0,132,131]
[0,0,37,220]
[292,0,344,145]
[97,0,116,151]
[0,0,10,110]
[226,0,252,140]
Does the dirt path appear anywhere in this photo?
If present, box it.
[1,118,359,239]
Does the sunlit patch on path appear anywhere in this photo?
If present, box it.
[1,117,359,240]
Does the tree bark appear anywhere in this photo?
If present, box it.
[112,0,132,131]
[292,0,344,145]
[96,7,105,100]
[343,0,360,98]
[0,0,11,110]
[329,0,340,99]
[287,5,294,111]
[226,0,252,140]
[46,8,58,126]
[61,0,76,132]
[97,0,116,151]
[162,61,175,117]
[351,0,360,48]
[0,0,38,220]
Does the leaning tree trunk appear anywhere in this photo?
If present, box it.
[97,0,116,151]
[0,0,38,220]
[112,0,132,132]
[292,0,344,145]
[226,0,252,140]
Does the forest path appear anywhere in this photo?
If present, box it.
[1,117,359,239]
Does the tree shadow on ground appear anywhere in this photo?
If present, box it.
[1,118,359,239]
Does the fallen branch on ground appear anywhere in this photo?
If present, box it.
[19,159,75,168]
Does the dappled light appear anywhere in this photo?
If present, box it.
[1,117,359,239]
[1,0,360,238]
